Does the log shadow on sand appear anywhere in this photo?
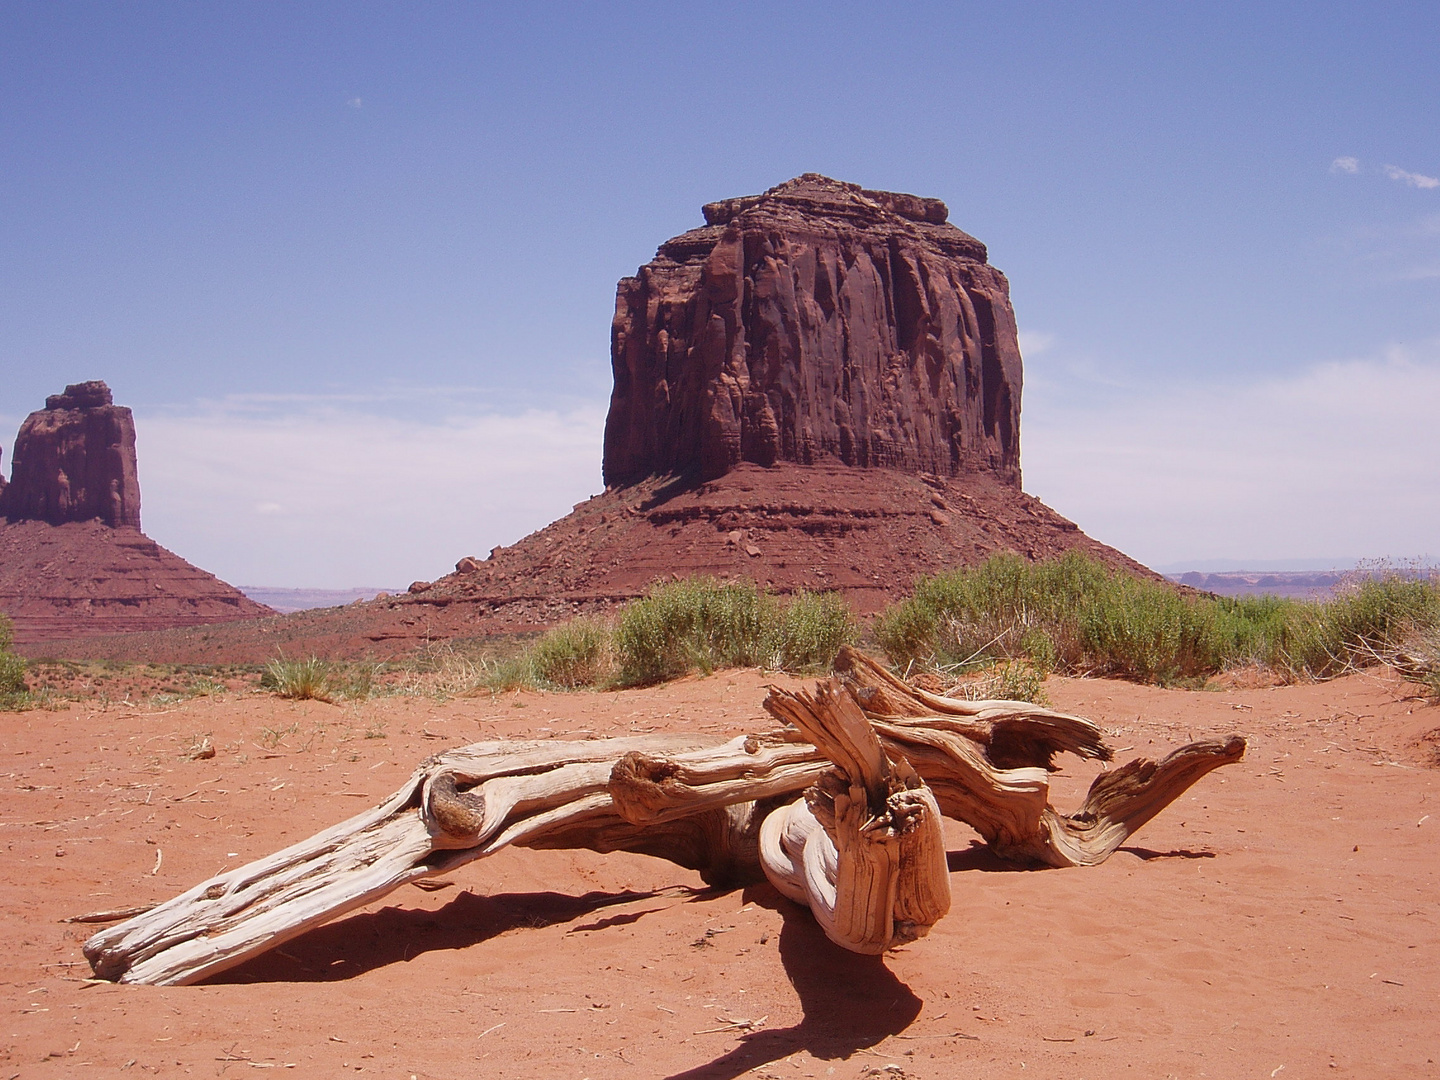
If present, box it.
[946,840,1030,873]
[202,886,691,984]
[663,886,923,1080]
[1118,846,1217,861]
[946,840,1220,874]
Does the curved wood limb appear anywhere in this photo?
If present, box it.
[758,681,952,953]
[833,645,1113,770]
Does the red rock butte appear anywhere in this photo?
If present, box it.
[0,382,272,647]
[604,174,1020,487]
[0,380,141,529]
[43,178,1155,664]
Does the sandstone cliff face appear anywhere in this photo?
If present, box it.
[603,174,1023,488]
[0,381,141,528]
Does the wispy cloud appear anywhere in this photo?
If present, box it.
[1330,156,1359,174]
[1017,330,1057,358]
[135,399,607,588]
[1383,164,1439,190]
[1022,341,1440,566]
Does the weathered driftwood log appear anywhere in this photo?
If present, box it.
[758,680,951,953]
[84,653,1245,985]
[84,733,800,986]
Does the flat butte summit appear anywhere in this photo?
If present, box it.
[0,381,272,647]
[49,175,1153,663]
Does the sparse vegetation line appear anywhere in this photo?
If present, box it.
[875,552,1440,689]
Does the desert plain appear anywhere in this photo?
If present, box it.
[3,665,1436,1079]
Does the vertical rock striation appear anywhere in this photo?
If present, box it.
[0,381,141,528]
[603,174,1023,488]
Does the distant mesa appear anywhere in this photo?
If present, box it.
[42,177,1156,665]
[0,382,273,647]
[0,380,141,529]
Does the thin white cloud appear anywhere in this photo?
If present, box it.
[347,97,363,108]
[1383,164,1439,190]
[1330,156,1360,174]
[1017,330,1057,357]
[1022,341,1440,567]
[135,400,607,588]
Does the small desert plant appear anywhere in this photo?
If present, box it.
[332,662,384,701]
[262,656,334,702]
[476,653,539,693]
[608,577,860,686]
[773,590,860,672]
[0,615,27,701]
[527,617,614,689]
[1383,625,1440,700]
[943,659,1051,705]
[613,577,778,686]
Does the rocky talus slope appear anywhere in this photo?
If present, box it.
[0,520,272,644]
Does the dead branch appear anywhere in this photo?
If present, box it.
[83,652,1245,985]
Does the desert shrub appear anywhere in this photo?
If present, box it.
[262,656,334,702]
[608,578,858,687]
[949,660,1051,705]
[774,590,860,672]
[477,653,538,693]
[1074,570,1232,681]
[1297,573,1440,676]
[527,617,614,689]
[1384,625,1440,700]
[0,614,26,699]
[613,577,777,686]
[876,553,1440,686]
[332,662,384,700]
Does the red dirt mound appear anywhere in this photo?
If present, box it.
[0,519,272,647]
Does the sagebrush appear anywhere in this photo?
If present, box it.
[875,552,1440,685]
[0,614,26,700]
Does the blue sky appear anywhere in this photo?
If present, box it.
[1,2,1436,586]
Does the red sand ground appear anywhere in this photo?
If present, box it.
[3,669,1437,1078]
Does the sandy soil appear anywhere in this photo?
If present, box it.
[3,668,1437,1078]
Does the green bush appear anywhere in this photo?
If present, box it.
[0,615,25,698]
[528,617,614,689]
[613,578,776,686]
[875,552,1440,686]
[774,590,860,673]
[610,577,859,687]
[262,656,334,701]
